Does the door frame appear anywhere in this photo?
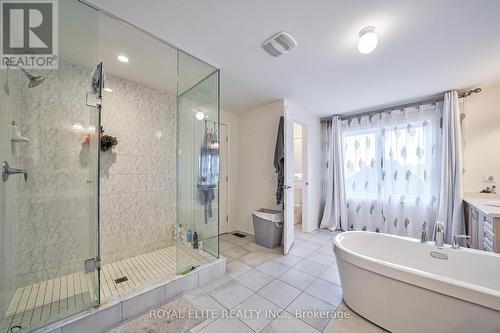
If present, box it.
[283,106,295,254]
[218,122,230,234]
[294,121,308,233]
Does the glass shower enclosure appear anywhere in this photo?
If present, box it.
[0,1,220,332]
[0,1,101,331]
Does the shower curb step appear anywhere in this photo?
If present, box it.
[31,258,226,333]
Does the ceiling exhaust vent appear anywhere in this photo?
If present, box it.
[262,32,297,57]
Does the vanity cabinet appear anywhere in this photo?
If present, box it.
[465,202,500,253]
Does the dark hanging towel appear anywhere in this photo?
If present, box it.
[198,124,219,224]
[274,116,285,204]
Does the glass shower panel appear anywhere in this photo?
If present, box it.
[177,51,220,273]
[0,1,101,331]
[96,9,179,302]
[0,56,21,333]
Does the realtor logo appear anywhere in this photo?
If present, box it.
[0,0,58,69]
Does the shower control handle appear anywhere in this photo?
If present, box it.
[2,161,28,182]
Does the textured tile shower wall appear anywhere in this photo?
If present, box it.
[18,62,96,286]
[17,62,176,286]
[100,75,176,263]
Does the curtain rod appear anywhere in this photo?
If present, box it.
[321,88,481,123]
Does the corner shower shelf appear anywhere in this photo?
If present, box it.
[10,122,31,143]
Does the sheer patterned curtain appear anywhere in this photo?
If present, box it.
[341,103,442,238]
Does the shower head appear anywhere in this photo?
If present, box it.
[3,61,45,94]
[19,68,45,88]
[25,73,45,88]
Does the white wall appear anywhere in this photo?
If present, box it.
[462,83,500,193]
[285,101,322,232]
[235,101,285,234]
[293,123,303,178]
[222,100,322,235]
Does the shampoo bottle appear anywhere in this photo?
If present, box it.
[193,232,198,249]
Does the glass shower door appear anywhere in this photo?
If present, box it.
[177,51,220,273]
[0,60,21,333]
[0,1,101,331]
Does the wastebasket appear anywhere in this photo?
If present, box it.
[252,209,284,248]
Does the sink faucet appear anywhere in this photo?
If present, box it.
[420,225,427,243]
[452,234,470,249]
[435,221,445,248]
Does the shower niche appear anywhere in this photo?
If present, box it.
[0,1,220,332]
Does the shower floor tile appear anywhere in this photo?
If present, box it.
[1,246,212,333]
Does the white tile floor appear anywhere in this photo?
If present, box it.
[107,227,387,333]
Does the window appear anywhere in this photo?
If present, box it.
[342,107,441,206]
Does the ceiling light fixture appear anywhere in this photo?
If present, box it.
[103,87,113,92]
[195,109,205,120]
[358,26,378,54]
[117,55,130,63]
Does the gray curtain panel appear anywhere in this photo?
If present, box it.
[437,91,465,242]
[320,116,348,231]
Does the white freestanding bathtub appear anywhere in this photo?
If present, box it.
[333,231,500,333]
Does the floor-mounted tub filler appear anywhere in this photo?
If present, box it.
[333,231,500,333]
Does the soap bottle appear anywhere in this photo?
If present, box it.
[187,229,192,243]
[193,232,198,249]
[178,224,185,243]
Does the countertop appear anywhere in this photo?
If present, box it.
[464,193,500,218]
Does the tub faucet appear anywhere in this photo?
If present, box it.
[452,234,470,249]
[435,221,445,248]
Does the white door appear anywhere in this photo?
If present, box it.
[283,107,295,254]
[219,125,230,233]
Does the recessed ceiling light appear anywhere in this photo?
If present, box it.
[358,26,378,54]
[103,87,113,92]
[117,55,130,63]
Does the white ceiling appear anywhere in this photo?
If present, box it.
[87,0,500,116]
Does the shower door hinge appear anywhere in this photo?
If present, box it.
[84,257,101,273]
[86,93,102,107]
